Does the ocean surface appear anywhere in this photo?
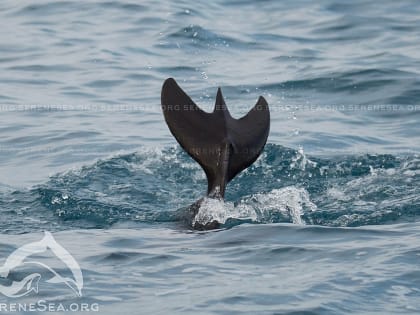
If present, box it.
[0,0,419,314]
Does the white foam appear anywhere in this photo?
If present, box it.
[290,146,317,171]
[192,186,317,226]
[192,198,255,226]
[244,187,317,225]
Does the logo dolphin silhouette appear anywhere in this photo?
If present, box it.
[0,273,41,298]
[0,231,83,298]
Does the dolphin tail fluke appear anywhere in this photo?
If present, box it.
[161,78,270,199]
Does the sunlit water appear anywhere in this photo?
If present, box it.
[0,0,419,314]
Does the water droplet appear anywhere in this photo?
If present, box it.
[201,71,208,80]
[193,31,198,37]
[185,9,190,14]
[298,146,304,155]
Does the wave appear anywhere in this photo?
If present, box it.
[0,144,419,233]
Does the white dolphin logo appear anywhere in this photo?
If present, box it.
[0,231,83,298]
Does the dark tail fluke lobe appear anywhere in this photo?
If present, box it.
[161,78,270,199]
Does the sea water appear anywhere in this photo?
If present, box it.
[0,1,419,314]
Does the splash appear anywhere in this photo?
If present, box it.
[192,198,255,226]
[1,145,419,232]
[192,186,317,227]
[290,146,317,171]
[241,187,317,225]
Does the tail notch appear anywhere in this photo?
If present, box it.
[161,78,270,199]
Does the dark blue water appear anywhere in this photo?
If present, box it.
[0,0,419,314]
